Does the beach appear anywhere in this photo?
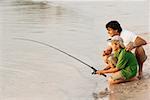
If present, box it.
[0,0,149,100]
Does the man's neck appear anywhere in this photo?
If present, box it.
[112,32,120,37]
[116,32,120,36]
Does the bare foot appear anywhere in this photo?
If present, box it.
[137,74,143,80]
[129,77,139,81]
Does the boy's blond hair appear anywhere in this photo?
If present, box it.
[111,40,125,48]
[109,35,125,48]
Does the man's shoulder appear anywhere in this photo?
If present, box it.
[121,29,134,35]
[120,30,137,43]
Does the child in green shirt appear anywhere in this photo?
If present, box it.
[96,36,138,84]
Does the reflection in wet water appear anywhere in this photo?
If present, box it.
[0,0,149,100]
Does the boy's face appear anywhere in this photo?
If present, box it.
[111,41,120,51]
[107,27,118,37]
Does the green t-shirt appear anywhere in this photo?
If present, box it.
[114,48,138,80]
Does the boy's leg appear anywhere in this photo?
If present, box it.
[108,77,138,85]
[135,46,147,79]
[108,77,126,85]
[108,55,117,68]
[103,54,117,70]
[108,71,125,85]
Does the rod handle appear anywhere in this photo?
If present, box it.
[91,67,107,77]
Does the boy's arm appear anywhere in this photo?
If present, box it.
[96,67,119,74]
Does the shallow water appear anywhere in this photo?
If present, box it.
[0,0,149,100]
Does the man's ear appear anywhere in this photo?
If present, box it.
[115,29,118,33]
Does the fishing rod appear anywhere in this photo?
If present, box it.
[13,37,106,77]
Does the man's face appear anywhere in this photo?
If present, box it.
[107,27,118,37]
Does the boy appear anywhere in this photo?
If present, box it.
[97,36,138,84]
[103,20,147,79]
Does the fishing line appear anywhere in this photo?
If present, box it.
[13,37,106,77]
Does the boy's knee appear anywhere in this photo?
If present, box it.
[108,55,117,66]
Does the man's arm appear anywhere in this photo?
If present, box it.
[126,36,147,51]
[134,36,147,47]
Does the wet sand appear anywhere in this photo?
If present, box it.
[108,78,150,100]
[94,74,150,100]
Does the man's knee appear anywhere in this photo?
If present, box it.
[103,55,110,64]
[135,46,145,55]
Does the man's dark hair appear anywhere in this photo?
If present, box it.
[106,20,122,33]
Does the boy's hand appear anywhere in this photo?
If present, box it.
[96,70,105,75]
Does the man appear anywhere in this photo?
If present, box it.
[102,20,147,79]
[97,36,138,84]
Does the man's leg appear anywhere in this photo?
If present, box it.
[135,46,147,79]
[103,55,110,64]
[103,55,111,70]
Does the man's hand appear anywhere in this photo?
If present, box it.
[102,46,112,56]
[103,49,112,56]
[125,42,135,51]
